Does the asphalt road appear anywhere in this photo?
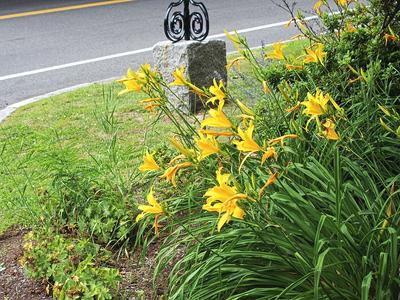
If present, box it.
[0,0,316,109]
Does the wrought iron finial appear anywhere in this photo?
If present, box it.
[164,0,209,42]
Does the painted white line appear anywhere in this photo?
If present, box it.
[0,15,319,82]
[0,47,153,81]
[213,14,318,38]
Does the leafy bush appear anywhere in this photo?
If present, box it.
[21,230,120,299]
[37,161,137,247]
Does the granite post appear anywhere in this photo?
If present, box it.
[153,39,227,113]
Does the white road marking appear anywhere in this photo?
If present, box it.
[0,15,319,82]
[0,47,153,81]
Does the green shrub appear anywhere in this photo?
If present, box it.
[21,230,120,299]
[37,162,137,247]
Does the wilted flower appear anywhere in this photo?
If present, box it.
[321,119,340,140]
[160,162,192,187]
[261,147,278,165]
[268,134,298,148]
[259,171,278,197]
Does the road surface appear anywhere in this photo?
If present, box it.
[0,0,316,109]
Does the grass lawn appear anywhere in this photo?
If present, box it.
[0,85,174,233]
[0,38,307,234]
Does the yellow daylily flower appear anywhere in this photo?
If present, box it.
[233,122,262,152]
[138,152,161,172]
[337,0,350,7]
[202,168,247,231]
[136,189,164,235]
[303,43,326,65]
[266,42,286,60]
[259,172,278,198]
[170,66,188,86]
[301,89,331,117]
[117,68,143,95]
[208,79,226,105]
[322,119,340,140]
[205,197,245,232]
[261,147,278,165]
[269,134,298,147]
[160,162,192,187]
[137,63,157,82]
[195,133,220,160]
[201,103,233,129]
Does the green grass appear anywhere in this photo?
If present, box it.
[0,39,307,234]
[0,83,174,233]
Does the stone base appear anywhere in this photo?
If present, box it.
[153,39,227,113]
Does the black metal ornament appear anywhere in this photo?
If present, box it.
[164,0,210,42]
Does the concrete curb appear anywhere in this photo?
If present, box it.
[0,77,119,123]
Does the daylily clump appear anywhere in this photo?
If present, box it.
[118,28,345,236]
